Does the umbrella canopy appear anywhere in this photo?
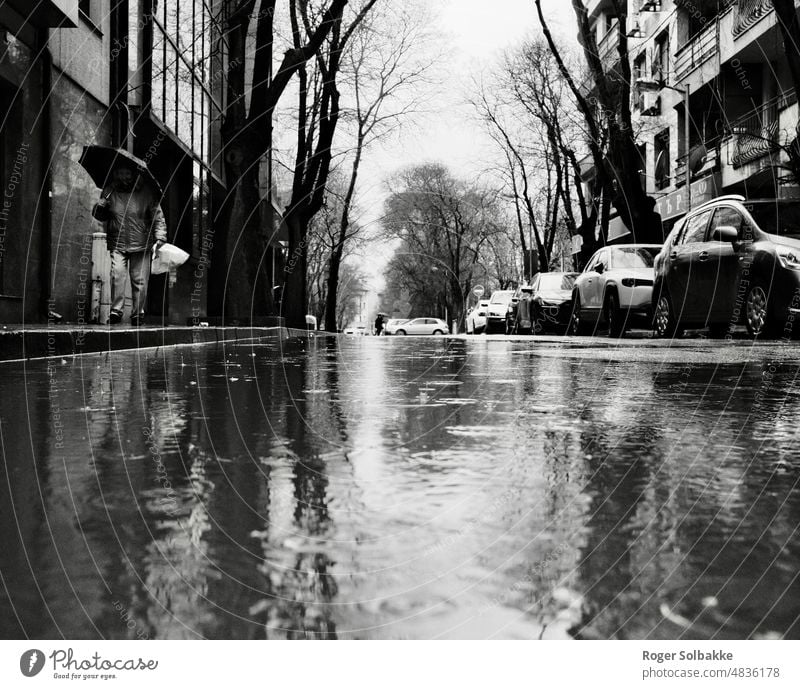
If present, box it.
[78,145,162,196]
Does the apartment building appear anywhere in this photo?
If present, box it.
[582,0,800,243]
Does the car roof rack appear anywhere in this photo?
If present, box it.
[691,194,746,211]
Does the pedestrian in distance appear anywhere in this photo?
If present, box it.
[374,313,385,336]
[92,163,167,326]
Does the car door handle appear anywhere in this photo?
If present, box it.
[698,251,709,261]
[586,278,593,283]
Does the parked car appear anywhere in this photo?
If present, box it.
[526,271,580,334]
[652,195,800,338]
[507,284,534,333]
[485,290,514,334]
[571,244,662,337]
[383,318,410,336]
[465,300,490,334]
[343,324,369,335]
[391,318,450,336]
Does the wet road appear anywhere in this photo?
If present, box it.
[1,334,799,639]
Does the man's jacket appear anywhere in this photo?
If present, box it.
[93,183,167,252]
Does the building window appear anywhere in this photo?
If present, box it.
[653,31,669,84]
[150,0,222,171]
[654,128,670,190]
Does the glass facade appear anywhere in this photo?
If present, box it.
[151,0,223,177]
[149,0,225,271]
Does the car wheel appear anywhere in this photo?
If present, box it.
[652,290,684,339]
[604,291,625,338]
[432,329,443,335]
[570,294,590,336]
[744,283,774,338]
[396,329,406,336]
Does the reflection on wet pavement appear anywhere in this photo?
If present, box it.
[0,335,798,639]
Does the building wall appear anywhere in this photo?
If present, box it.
[48,76,112,322]
[0,17,46,323]
[629,0,800,223]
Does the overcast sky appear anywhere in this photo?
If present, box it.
[352,0,578,284]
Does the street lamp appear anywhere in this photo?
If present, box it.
[636,78,692,212]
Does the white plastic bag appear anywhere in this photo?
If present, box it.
[151,242,189,275]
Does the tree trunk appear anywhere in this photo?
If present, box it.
[283,208,308,329]
[221,138,272,323]
[324,252,341,331]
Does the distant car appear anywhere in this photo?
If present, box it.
[392,318,449,335]
[344,324,369,335]
[465,300,490,334]
[571,244,662,337]
[507,284,534,333]
[653,195,800,338]
[527,271,579,334]
[383,318,410,335]
[485,290,514,334]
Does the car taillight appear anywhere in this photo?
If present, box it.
[621,278,653,287]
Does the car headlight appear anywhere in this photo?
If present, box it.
[777,246,800,271]
[621,278,653,287]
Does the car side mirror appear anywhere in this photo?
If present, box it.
[712,225,738,243]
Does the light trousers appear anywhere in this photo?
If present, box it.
[110,249,150,318]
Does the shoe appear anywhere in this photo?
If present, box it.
[109,311,122,325]
[130,315,145,327]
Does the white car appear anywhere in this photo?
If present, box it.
[465,300,490,334]
[383,318,410,335]
[391,318,449,336]
[571,244,662,337]
[343,324,369,335]
[485,290,514,333]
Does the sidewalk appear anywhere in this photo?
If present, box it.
[0,324,314,362]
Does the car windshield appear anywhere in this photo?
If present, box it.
[745,201,800,240]
[611,247,656,269]
[539,274,576,291]
[490,291,512,304]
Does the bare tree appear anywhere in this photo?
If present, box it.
[382,163,504,325]
[218,0,349,324]
[281,0,379,329]
[533,0,660,255]
[323,3,435,331]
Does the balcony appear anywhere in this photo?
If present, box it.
[733,0,774,37]
[5,0,78,27]
[675,144,720,187]
[727,97,783,168]
[675,21,719,81]
[596,24,620,71]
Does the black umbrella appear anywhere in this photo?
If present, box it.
[78,145,162,196]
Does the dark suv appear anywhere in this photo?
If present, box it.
[652,195,800,338]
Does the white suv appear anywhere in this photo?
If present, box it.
[570,244,662,337]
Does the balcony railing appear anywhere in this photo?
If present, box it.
[733,0,774,37]
[728,98,780,167]
[675,20,719,81]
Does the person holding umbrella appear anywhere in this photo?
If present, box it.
[85,149,167,326]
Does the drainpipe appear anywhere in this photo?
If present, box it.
[38,26,53,320]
